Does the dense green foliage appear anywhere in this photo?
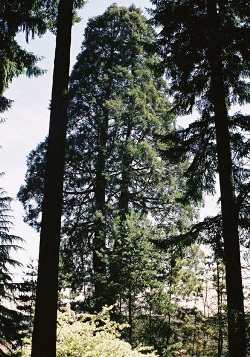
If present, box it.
[15,261,37,344]
[0,188,23,352]
[149,0,250,113]
[18,3,194,313]
[0,0,86,112]
[149,0,250,208]
[149,1,250,355]
[1,1,249,356]
[13,246,233,356]
[16,5,200,354]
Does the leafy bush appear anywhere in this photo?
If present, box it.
[20,305,158,357]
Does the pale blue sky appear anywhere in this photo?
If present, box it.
[1,1,152,277]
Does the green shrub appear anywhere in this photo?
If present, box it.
[20,305,158,357]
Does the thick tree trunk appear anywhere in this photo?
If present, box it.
[207,2,246,356]
[31,1,73,356]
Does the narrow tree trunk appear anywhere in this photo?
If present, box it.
[216,261,223,357]
[207,2,246,356]
[166,252,175,346]
[118,119,132,219]
[31,1,73,356]
[93,115,108,311]
[128,285,133,344]
[191,311,197,356]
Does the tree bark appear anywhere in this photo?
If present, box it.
[207,2,246,356]
[92,115,108,311]
[31,1,73,356]
[216,260,223,357]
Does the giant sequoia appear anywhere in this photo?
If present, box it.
[18,5,189,315]
[65,4,175,310]
[150,1,250,355]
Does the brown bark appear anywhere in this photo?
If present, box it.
[207,1,246,356]
[31,1,73,356]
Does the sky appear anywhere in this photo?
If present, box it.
[1,0,220,279]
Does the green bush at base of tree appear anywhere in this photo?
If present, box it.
[17,305,158,357]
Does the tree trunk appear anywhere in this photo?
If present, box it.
[207,2,246,356]
[118,116,133,219]
[31,1,73,356]
[216,261,223,357]
[92,114,108,311]
[128,285,133,344]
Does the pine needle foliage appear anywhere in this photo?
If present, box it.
[0,188,23,353]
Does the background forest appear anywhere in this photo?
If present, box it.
[1,1,250,357]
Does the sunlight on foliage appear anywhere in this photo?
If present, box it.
[20,305,158,357]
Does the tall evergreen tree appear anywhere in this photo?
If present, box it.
[150,1,250,355]
[18,4,187,313]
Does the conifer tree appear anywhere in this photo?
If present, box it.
[16,260,37,345]
[108,210,166,344]
[150,1,250,355]
[0,188,23,353]
[18,4,183,313]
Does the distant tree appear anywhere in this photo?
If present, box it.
[0,188,23,353]
[108,210,166,344]
[150,1,250,355]
[15,260,37,345]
